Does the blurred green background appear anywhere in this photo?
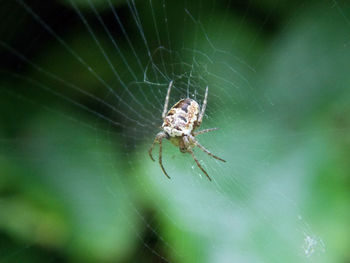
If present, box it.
[1,0,350,262]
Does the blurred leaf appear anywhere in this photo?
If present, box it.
[140,115,349,263]
[0,113,140,262]
[260,3,350,125]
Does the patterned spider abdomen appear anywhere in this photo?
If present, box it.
[162,98,199,137]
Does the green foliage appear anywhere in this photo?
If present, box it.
[0,115,139,262]
[1,0,350,262]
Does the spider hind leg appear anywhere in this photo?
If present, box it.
[189,134,226,162]
[189,149,212,181]
[183,135,212,181]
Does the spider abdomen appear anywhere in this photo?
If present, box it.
[162,98,199,137]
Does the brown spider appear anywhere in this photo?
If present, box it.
[148,81,226,181]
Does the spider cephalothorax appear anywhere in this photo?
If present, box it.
[148,81,226,181]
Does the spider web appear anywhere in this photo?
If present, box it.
[0,0,349,262]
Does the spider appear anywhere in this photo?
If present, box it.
[148,81,226,181]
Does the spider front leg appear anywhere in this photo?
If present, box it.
[148,132,171,179]
[162,80,173,119]
[197,86,208,127]
[183,135,212,181]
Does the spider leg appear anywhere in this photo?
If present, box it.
[158,136,171,179]
[183,135,211,181]
[197,86,208,126]
[188,149,212,181]
[193,127,218,136]
[148,140,157,162]
[188,134,226,162]
[162,80,173,119]
[148,132,170,179]
[148,132,167,161]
